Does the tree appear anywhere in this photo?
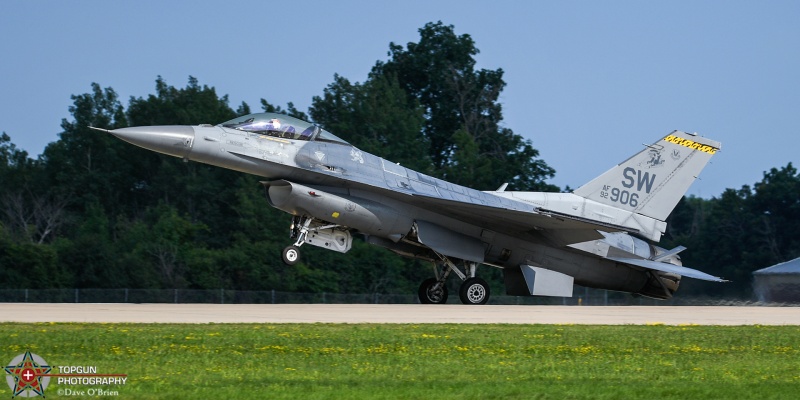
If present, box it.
[260,99,309,121]
[310,73,430,172]
[54,202,119,288]
[2,134,65,244]
[0,222,67,288]
[0,132,34,188]
[664,163,800,298]
[126,77,246,243]
[40,83,130,221]
[372,21,557,191]
[749,163,800,262]
[127,76,236,126]
[140,204,207,289]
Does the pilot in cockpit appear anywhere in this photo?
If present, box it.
[228,117,282,135]
[222,115,319,141]
[265,118,281,131]
[265,118,297,138]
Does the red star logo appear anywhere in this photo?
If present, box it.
[4,351,51,397]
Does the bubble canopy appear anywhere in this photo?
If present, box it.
[218,113,349,145]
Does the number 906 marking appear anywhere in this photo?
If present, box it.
[609,187,638,207]
[600,187,639,207]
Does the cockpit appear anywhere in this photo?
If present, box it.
[218,113,349,145]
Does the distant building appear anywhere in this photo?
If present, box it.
[753,257,800,303]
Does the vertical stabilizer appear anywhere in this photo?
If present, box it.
[573,131,721,221]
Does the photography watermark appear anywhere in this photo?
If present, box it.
[5,351,128,398]
[56,388,120,397]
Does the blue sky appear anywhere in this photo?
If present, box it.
[1,1,798,197]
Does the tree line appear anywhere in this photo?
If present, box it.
[1,22,798,299]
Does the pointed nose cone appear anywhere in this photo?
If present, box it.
[109,126,195,158]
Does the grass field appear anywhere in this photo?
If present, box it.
[2,323,799,399]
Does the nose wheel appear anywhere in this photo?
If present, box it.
[282,245,301,266]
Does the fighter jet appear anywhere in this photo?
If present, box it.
[96,113,725,304]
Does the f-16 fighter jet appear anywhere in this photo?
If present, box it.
[97,113,724,304]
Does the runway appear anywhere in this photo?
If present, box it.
[2,303,799,325]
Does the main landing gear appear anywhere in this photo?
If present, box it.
[281,215,491,305]
[459,277,491,305]
[418,253,490,305]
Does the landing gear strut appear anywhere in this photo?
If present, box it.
[417,253,491,305]
[281,215,353,266]
[282,216,312,266]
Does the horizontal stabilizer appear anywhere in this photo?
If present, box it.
[608,257,727,282]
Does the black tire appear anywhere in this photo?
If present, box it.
[418,278,448,304]
[282,246,300,266]
[459,277,490,305]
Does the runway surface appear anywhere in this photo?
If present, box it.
[2,303,800,325]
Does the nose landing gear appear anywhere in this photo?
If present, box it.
[281,215,353,266]
[281,216,313,266]
[282,245,301,266]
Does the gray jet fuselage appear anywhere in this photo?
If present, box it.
[105,113,724,304]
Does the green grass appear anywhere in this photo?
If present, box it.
[2,323,800,399]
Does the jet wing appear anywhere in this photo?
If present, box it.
[255,148,641,246]
[380,189,639,245]
[608,257,727,282]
